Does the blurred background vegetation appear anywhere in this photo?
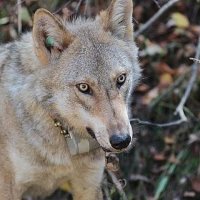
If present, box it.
[0,0,200,200]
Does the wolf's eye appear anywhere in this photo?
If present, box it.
[77,83,91,94]
[117,74,126,88]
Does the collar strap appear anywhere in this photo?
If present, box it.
[54,120,100,156]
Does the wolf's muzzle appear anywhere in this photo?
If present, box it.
[109,134,131,150]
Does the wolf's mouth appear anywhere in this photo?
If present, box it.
[85,127,132,153]
[54,119,133,154]
[101,147,112,152]
[86,127,96,139]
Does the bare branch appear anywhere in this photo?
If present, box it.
[189,57,200,63]
[135,0,179,37]
[175,37,200,119]
[84,0,91,16]
[130,118,186,128]
[17,0,22,34]
[75,0,84,13]
[153,0,161,8]
[54,0,73,14]
[130,37,200,128]
[107,171,128,200]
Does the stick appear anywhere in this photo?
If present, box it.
[75,0,84,13]
[130,118,186,128]
[84,0,91,16]
[153,0,161,8]
[107,171,128,200]
[54,0,73,14]
[135,0,179,37]
[175,37,200,120]
[17,0,22,34]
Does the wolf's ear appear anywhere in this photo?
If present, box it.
[99,0,133,41]
[33,9,74,65]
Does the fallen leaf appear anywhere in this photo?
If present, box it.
[164,135,176,145]
[154,62,176,75]
[153,153,166,161]
[136,83,150,93]
[191,177,200,192]
[168,154,179,164]
[171,12,189,28]
[140,43,166,57]
[188,133,200,145]
[20,6,32,26]
[129,174,150,183]
[159,73,173,89]
[141,87,159,105]
[183,191,196,197]
[190,25,200,35]
[175,64,189,76]
[0,17,9,25]
[133,5,143,21]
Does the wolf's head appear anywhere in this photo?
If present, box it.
[32,0,141,153]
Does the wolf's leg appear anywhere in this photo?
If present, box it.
[71,151,105,200]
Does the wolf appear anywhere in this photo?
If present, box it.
[0,0,141,199]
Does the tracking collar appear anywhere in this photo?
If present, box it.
[54,120,100,156]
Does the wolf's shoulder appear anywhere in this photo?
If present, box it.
[0,33,39,73]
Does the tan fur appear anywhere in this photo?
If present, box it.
[0,0,141,199]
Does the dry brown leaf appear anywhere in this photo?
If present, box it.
[133,5,143,21]
[154,62,176,75]
[190,25,200,35]
[191,177,200,192]
[159,73,173,89]
[153,153,166,161]
[168,154,179,164]
[141,87,159,105]
[175,64,189,76]
[136,84,150,93]
[171,12,189,28]
[164,135,176,145]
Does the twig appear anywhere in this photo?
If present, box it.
[84,0,91,16]
[189,57,200,63]
[103,178,112,200]
[130,118,186,128]
[130,37,200,128]
[75,0,84,13]
[153,0,161,8]
[17,0,22,34]
[54,0,73,14]
[175,37,200,120]
[107,171,128,200]
[135,0,179,37]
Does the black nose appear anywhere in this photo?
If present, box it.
[109,134,131,150]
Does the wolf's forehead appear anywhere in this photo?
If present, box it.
[73,43,133,75]
[68,22,137,69]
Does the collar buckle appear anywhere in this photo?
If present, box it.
[54,119,100,155]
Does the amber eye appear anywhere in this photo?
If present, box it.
[117,74,126,87]
[77,83,91,94]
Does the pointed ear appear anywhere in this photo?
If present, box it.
[32,9,74,65]
[99,0,133,41]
